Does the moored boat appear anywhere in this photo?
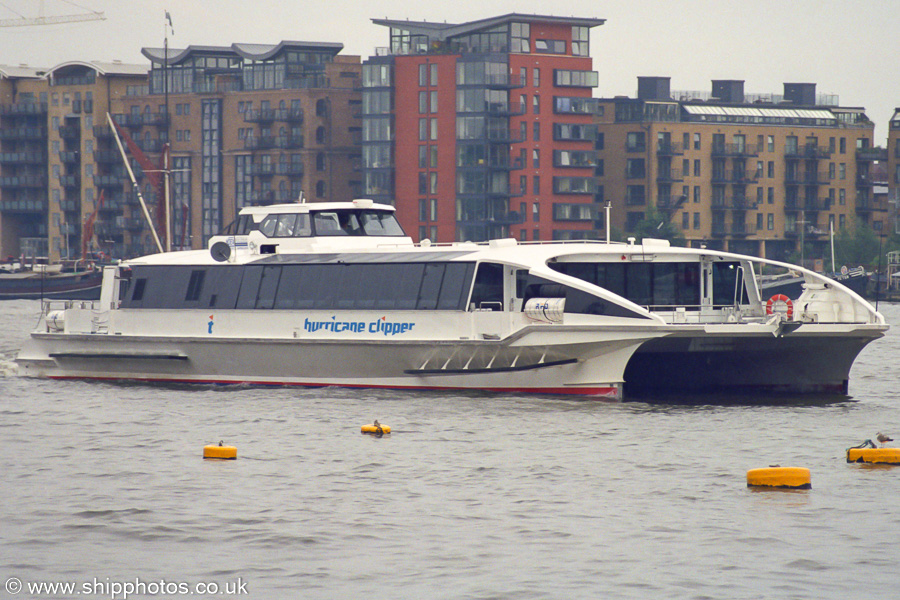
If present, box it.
[15,199,888,399]
[0,261,103,300]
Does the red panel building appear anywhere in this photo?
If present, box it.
[362,14,605,242]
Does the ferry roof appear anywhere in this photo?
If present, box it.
[236,199,395,217]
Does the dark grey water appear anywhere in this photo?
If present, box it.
[2,300,899,600]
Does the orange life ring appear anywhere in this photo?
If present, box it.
[765,294,793,320]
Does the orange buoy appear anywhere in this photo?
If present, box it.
[361,422,390,435]
[847,447,900,465]
[747,467,810,489]
[203,441,237,460]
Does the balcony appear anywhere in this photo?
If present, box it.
[625,195,646,206]
[0,102,48,116]
[275,163,305,176]
[483,73,524,90]
[711,143,759,157]
[855,147,886,162]
[243,107,305,123]
[486,101,526,117]
[656,141,683,155]
[276,134,304,149]
[656,169,683,183]
[94,175,124,188]
[58,174,80,187]
[785,224,826,239]
[855,197,888,213]
[856,174,877,187]
[711,170,759,185]
[142,112,170,127]
[0,127,46,140]
[0,151,46,164]
[0,198,47,212]
[785,198,831,212]
[94,150,120,164]
[784,144,831,159]
[92,125,114,139]
[712,197,758,211]
[243,136,278,151]
[249,163,276,177]
[58,125,80,139]
[59,223,78,235]
[711,222,757,237]
[59,150,80,163]
[134,138,164,153]
[784,171,829,185]
[60,199,80,211]
[0,175,47,188]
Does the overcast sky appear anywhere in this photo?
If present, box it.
[1,0,897,139]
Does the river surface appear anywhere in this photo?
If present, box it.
[1,300,899,599]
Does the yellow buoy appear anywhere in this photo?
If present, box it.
[203,442,237,460]
[847,447,900,465]
[361,423,390,435]
[747,467,811,489]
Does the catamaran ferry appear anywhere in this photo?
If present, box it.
[15,199,888,399]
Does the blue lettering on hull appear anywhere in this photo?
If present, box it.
[303,316,415,336]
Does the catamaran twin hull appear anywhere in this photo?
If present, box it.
[17,319,663,398]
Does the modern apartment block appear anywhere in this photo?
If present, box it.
[362,13,605,242]
[0,62,146,261]
[597,77,887,261]
[119,41,362,251]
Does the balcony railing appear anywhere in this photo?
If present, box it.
[711,170,759,184]
[0,102,48,116]
[784,198,831,212]
[711,222,758,237]
[0,175,47,187]
[855,147,886,161]
[94,150,120,164]
[0,127,47,140]
[249,163,276,177]
[57,125,80,139]
[275,163,305,176]
[0,151,46,164]
[656,141,683,155]
[0,198,47,212]
[784,144,831,159]
[656,169,683,183]
[58,150,80,163]
[711,143,759,157]
[94,175,124,187]
[243,107,305,123]
[855,198,888,213]
[784,172,829,185]
[58,174,80,187]
[711,197,758,211]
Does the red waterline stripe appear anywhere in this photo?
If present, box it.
[46,375,618,397]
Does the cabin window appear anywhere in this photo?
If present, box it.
[470,263,504,310]
[548,262,701,309]
[131,279,147,302]
[711,262,749,306]
[516,270,647,319]
[120,262,475,312]
[185,270,205,302]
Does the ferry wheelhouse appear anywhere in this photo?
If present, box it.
[16,199,887,399]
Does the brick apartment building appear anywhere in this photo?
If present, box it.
[597,77,888,261]
[361,13,605,243]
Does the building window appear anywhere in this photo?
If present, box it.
[768,187,774,204]
[430,118,438,140]
[418,64,426,86]
[693,186,700,203]
[430,63,438,86]
[533,202,540,221]
[419,118,427,141]
[693,160,701,177]
[533,175,540,195]
[418,172,427,194]
[316,126,326,144]
[419,199,428,221]
[839,137,846,153]
[768,213,774,230]
[430,198,438,221]
[767,135,774,152]
[533,67,540,87]
[316,180,326,198]
[839,189,846,205]
[533,149,540,168]
[429,146,438,168]
[533,121,540,141]
[693,212,700,229]
[768,161,775,178]
[418,146,427,168]
[625,159,645,179]
[430,172,438,194]
[682,212,690,229]
[839,164,846,180]
[533,95,540,114]
[626,132,645,152]
[419,91,427,113]
[430,91,438,113]
[757,213,763,230]
[693,133,701,150]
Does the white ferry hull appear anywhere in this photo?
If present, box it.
[17,327,660,399]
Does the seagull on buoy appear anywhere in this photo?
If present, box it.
[876,433,893,447]
[374,419,380,428]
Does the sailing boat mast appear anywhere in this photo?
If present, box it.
[163,10,173,251]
